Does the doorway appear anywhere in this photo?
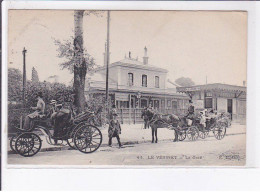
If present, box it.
[227,99,233,120]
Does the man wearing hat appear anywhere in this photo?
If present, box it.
[187,100,195,118]
[23,91,45,130]
[185,100,195,126]
[108,105,122,148]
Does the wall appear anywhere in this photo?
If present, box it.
[119,66,167,89]
[217,97,227,112]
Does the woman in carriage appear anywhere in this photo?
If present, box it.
[23,91,45,130]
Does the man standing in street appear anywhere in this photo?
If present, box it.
[108,105,122,148]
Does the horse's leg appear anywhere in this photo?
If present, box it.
[173,129,178,142]
[151,127,154,143]
[155,128,158,143]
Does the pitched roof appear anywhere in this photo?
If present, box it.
[93,58,168,73]
[177,83,246,93]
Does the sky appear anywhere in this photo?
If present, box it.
[8,10,247,86]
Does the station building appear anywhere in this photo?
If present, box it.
[176,83,247,123]
[85,47,189,119]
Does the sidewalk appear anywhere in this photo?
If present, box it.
[8,123,246,154]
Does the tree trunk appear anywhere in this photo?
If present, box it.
[73,10,86,113]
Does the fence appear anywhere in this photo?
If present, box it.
[111,108,187,124]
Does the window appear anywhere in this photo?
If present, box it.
[142,74,147,87]
[128,73,133,86]
[205,98,213,109]
[155,76,159,88]
[172,101,177,110]
[167,100,171,107]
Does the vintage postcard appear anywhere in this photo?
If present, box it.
[6,10,247,166]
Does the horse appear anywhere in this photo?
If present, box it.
[141,108,153,129]
[142,109,181,143]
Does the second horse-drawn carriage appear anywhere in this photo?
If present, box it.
[141,108,227,143]
[10,105,103,157]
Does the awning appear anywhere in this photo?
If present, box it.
[115,93,129,101]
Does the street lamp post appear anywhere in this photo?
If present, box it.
[105,10,110,115]
[22,47,27,107]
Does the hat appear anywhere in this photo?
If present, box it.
[56,104,62,108]
[189,100,193,103]
[37,91,43,98]
[50,100,57,105]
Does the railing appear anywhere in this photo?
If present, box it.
[102,108,188,124]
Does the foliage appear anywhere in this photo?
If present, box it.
[31,67,39,83]
[87,94,113,126]
[8,68,23,102]
[175,77,195,87]
[54,37,96,73]
[8,70,75,134]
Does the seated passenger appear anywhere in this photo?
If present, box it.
[199,110,207,131]
[23,92,45,130]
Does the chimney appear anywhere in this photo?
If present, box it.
[143,46,149,65]
[243,80,246,86]
[129,51,131,59]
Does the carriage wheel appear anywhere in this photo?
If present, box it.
[213,125,226,140]
[10,135,18,153]
[178,130,186,141]
[74,124,102,154]
[199,130,209,139]
[66,129,76,149]
[15,132,42,157]
[67,122,87,149]
[187,126,199,141]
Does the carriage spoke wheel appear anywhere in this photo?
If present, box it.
[178,130,186,141]
[187,126,199,141]
[213,125,226,140]
[10,135,18,153]
[74,124,102,154]
[66,129,76,149]
[15,132,42,157]
[199,130,209,139]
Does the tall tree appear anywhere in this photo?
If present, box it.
[175,77,195,87]
[31,67,39,83]
[54,11,102,112]
[73,10,86,112]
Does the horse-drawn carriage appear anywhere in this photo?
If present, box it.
[141,108,227,143]
[178,115,227,141]
[10,106,103,157]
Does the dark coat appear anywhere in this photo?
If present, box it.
[108,119,121,138]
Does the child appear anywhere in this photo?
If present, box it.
[108,105,122,148]
[199,110,207,131]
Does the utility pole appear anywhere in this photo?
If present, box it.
[105,11,110,114]
[22,47,27,106]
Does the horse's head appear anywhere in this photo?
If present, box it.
[141,108,154,120]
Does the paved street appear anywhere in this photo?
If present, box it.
[8,124,246,166]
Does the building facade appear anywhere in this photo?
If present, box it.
[177,83,247,123]
[85,47,189,115]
